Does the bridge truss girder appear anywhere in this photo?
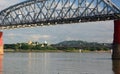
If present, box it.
[0,0,120,29]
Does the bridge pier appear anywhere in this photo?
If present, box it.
[112,20,120,59]
[0,32,3,55]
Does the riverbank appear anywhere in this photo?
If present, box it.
[4,49,80,53]
[4,49,112,53]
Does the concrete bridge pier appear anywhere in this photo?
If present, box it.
[112,20,120,59]
[0,32,3,55]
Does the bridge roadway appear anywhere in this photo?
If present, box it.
[0,13,120,30]
[0,0,120,59]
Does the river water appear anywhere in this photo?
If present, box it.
[0,52,119,74]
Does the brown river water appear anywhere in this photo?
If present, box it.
[0,52,119,74]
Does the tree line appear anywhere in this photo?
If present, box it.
[4,40,112,51]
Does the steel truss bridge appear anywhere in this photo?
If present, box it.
[0,0,120,30]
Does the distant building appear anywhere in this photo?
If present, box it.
[41,41,48,47]
[41,44,45,47]
[28,41,32,45]
[44,41,48,45]
[79,49,82,53]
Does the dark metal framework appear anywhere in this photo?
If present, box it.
[0,0,120,29]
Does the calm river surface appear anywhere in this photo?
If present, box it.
[1,52,117,74]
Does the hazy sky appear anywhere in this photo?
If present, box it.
[0,0,118,44]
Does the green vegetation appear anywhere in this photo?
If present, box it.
[4,40,112,52]
[5,42,56,52]
[52,40,111,51]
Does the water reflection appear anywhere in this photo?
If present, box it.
[4,53,112,74]
[112,60,120,74]
[28,53,50,74]
[28,52,32,74]
[0,55,3,74]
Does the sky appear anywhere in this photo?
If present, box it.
[0,0,119,44]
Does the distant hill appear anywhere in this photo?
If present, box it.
[52,40,112,51]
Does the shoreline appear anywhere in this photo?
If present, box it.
[4,49,112,53]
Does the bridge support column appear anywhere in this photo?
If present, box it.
[0,32,3,55]
[112,20,120,59]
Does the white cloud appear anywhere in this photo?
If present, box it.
[0,0,21,10]
[7,33,15,37]
[3,19,114,44]
[5,33,15,40]
[29,34,51,41]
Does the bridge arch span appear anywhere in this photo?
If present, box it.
[0,0,120,29]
